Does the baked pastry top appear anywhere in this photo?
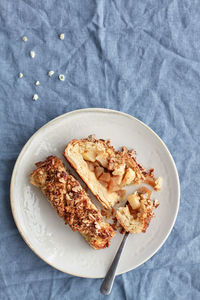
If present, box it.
[30,156,115,250]
[64,135,161,210]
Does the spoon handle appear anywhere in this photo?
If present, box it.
[100,232,129,295]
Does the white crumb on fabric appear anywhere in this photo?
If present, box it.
[59,74,65,81]
[35,81,40,86]
[30,51,35,58]
[48,70,54,77]
[22,36,28,42]
[33,94,39,101]
[18,73,23,78]
[59,33,65,40]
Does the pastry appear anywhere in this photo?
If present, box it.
[30,156,115,250]
[116,187,159,233]
[64,135,161,210]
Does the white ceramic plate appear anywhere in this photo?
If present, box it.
[10,108,180,278]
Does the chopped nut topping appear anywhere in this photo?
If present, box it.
[30,156,115,249]
[153,199,160,208]
[59,178,65,183]
[67,184,71,191]
[154,177,162,191]
[94,222,101,230]
[72,185,81,193]
[88,134,96,141]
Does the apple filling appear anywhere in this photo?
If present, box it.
[86,160,126,195]
[64,136,161,210]
[116,188,159,233]
[81,144,144,196]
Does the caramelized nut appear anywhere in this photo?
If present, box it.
[72,186,81,192]
[67,185,71,191]
[154,177,162,191]
[153,199,160,208]
[94,222,101,229]
[59,178,65,183]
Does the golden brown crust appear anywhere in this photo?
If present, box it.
[30,156,115,250]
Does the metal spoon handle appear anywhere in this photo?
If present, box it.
[100,232,129,295]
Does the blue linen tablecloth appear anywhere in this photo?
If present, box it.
[0,1,199,299]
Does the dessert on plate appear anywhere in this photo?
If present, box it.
[30,135,162,250]
[116,187,159,233]
[30,156,115,250]
[64,135,161,210]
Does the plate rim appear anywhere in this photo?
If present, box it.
[10,108,180,278]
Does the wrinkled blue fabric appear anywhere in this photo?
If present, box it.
[0,0,199,299]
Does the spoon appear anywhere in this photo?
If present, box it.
[100,231,129,295]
